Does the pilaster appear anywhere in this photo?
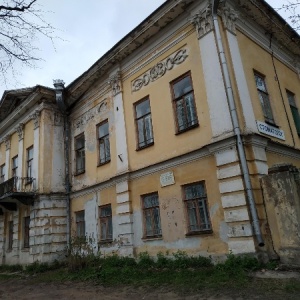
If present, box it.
[31,110,40,190]
[208,140,256,254]
[109,70,129,174]
[30,195,67,263]
[220,3,258,134]
[115,180,133,256]
[16,123,24,190]
[4,135,10,181]
[191,7,233,141]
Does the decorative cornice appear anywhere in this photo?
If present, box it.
[220,3,238,34]
[16,123,25,141]
[31,110,40,129]
[191,5,213,39]
[4,135,11,150]
[131,48,189,92]
[108,71,122,96]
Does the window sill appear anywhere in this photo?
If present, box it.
[98,239,113,245]
[74,170,85,177]
[265,120,279,128]
[97,160,111,167]
[21,248,30,252]
[142,236,163,241]
[185,230,213,237]
[136,142,154,151]
[175,123,199,135]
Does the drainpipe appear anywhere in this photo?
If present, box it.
[211,0,264,247]
[53,79,71,247]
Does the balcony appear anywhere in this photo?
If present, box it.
[0,177,37,213]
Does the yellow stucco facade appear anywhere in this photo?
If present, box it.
[0,0,300,265]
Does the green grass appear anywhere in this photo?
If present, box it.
[0,252,298,297]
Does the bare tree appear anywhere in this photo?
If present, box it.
[277,0,300,32]
[0,0,56,85]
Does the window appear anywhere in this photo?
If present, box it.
[12,156,18,178]
[8,221,13,250]
[75,211,85,238]
[24,216,30,248]
[142,193,162,238]
[99,205,113,242]
[75,134,85,174]
[171,73,198,133]
[0,164,5,183]
[26,146,33,179]
[287,90,300,135]
[135,98,154,149]
[97,121,111,165]
[254,73,275,124]
[183,182,211,234]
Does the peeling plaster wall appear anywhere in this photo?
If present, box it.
[29,195,67,263]
[261,166,300,265]
[70,90,117,192]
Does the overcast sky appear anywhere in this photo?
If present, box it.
[0,0,298,96]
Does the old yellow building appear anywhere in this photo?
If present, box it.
[0,0,300,265]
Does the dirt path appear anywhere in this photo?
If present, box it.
[0,277,299,300]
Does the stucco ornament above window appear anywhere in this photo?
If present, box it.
[132,48,189,92]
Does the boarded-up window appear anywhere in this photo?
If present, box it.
[75,211,85,238]
[99,205,113,241]
[24,216,30,248]
[8,221,13,250]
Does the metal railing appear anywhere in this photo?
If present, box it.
[0,177,36,198]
